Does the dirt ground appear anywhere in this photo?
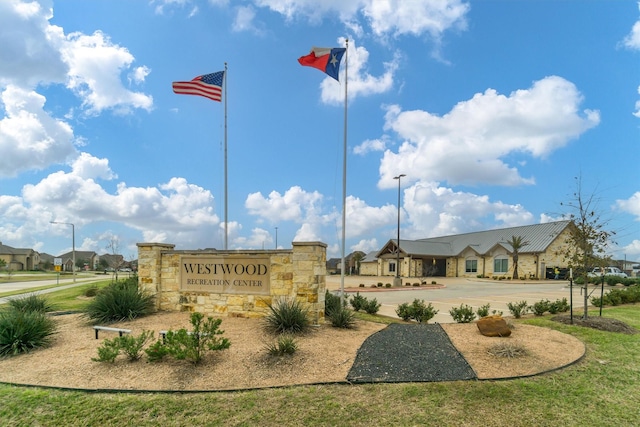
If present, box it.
[0,311,593,391]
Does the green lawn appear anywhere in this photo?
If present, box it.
[0,301,638,426]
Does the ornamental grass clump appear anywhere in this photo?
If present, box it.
[264,334,298,356]
[84,277,155,324]
[263,298,310,334]
[0,309,57,356]
[327,306,356,328]
[8,294,55,314]
[488,342,529,359]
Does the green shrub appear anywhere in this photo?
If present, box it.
[119,330,154,361]
[590,296,603,307]
[265,334,298,356]
[385,283,392,288]
[363,298,381,315]
[8,294,54,313]
[507,300,528,318]
[325,291,346,319]
[84,278,154,323]
[449,304,476,323]
[592,285,640,308]
[264,298,310,334]
[349,292,366,312]
[145,340,169,362]
[395,299,438,323]
[531,299,550,316]
[84,285,99,297]
[476,303,491,318]
[146,312,230,365]
[92,337,121,362]
[549,298,570,314]
[395,302,413,321]
[0,309,57,356]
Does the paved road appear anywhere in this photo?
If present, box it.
[327,275,607,323]
[0,276,104,305]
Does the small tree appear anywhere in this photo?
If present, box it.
[560,176,614,319]
[506,235,529,280]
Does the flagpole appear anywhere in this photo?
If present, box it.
[339,39,348,303]
[224,62,228,250]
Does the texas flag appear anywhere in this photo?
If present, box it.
[298,47,346,81]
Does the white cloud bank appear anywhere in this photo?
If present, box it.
[377,76,600,189]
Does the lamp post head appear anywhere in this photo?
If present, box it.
[393,174,406,180]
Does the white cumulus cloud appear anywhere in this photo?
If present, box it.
[378,76,600,189]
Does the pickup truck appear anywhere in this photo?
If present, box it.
[587,267,628,278]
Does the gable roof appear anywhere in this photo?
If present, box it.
[377,221,571,259]
[0,242,38,256]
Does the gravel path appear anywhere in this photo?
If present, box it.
[347,323,477,383]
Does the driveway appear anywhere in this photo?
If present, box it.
[326,275,603,323]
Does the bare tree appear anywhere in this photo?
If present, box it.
[561,176,614,319]
[106,236,125,282]
[506,235,529,280]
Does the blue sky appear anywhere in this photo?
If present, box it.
[1,0,639,262]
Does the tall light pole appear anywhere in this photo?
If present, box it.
[50,221,75,283]
[274,227,278,249]
[393,174,405,287]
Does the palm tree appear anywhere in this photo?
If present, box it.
[506,235,529,280]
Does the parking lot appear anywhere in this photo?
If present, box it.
[326,275,607,323]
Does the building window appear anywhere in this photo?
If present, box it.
[494,257,508,273]
[465,259,477,273]
[389,262,396,273]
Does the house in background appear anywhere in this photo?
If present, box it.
[98,253,125,271]
[57,250,97,272]
[326,251,366,275]
[372,221,574,279]
[0,241,41,271]
[359,251,379,276]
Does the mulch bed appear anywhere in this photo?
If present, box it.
[552,315,638,334]
[347,323,477,383]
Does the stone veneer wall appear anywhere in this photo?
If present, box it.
[137,241,327,323]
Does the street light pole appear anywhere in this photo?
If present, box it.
[393,174,405,287]
[50,221,75,283]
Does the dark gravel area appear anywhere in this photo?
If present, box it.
[347,323,477,383]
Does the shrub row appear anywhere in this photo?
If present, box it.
[591,285,640,307]
[395,299,438,323]
[93,312,231,365]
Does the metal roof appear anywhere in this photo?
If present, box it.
[377,220,571,258]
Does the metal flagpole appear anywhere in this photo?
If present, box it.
[339,39,348,303]
[224,62,228,250]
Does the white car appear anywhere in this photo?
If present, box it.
[587,267,628,278]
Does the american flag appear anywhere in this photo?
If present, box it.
[172,71,224,102]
